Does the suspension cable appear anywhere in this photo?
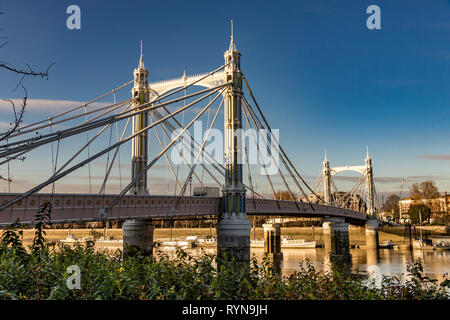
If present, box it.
[241,100,280,207]
[243,100,300,209]
[149,112,182,193]
[0,86,226,212]
[0,80,133,137]
[242,75,320,202]
[173,96,223,211]
[0,84,228,160]
[100,88,226,217]
[98,116,131,195]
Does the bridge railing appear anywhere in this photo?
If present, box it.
[0,193,221,226]
[246,198,367,222]
[0,194,367,226]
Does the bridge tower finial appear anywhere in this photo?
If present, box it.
[139,40,145,69]
[229,19,237,51]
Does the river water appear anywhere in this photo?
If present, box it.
[160,246,450,283]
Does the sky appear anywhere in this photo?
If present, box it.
[0,0,449,201]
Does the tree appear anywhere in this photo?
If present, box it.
[409,180,441,213]
[408,204,431,225]
[274,190,294,201]
[420,180,440,199]
[409,183,422,201]
[0,10,53,183]
[382,194,400,220]
[409,180,440,200]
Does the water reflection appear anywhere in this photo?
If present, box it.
[161,247,450,283]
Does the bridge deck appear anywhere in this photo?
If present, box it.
[0,193,367,226]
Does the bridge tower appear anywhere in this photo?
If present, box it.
[365,149,376,218]
[217,26,251,264]
[365,149,379,249]
[123,42,154,258]
[323,151,332,205]
[130,41,150,195]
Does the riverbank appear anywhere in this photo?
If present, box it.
[16,225,448,248]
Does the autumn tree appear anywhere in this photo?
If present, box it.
[274,190,295,201]
[409,180,441,212]
[409,180,440,200]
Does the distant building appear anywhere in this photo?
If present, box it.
[398,192,449,224]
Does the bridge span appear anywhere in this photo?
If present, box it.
[0,193,367,227]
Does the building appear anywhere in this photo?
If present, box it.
[398,192,449,224]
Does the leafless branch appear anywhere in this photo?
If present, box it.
[1,85,27,142]
[0,61,54,79]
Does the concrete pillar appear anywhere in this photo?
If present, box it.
[365,219,379,250]
[322,218,352,265]
[217,212,251,264]
[122,219,154,258]
[263,223,283,267]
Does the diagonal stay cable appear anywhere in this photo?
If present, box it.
[173,96,223,212]
[242,75,320,205]
[0,86,227,212]
[0,84,228,160]
[151,109,214,187]
[152,108,223,185]
[54,102,133,176]
[100,88,226,217]
[241,100,281,208]
[0,80,134,137]
[243,100,300,210]
[243,97,313,210]
[149,113,182,194]
[4,99,132,141]
[98,112,132,195]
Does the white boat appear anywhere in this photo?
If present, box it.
[251,236,316,248]
[196,236,217,245]
[160,240,196,249]
[431,236,450,250]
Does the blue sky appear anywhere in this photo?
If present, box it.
[1,0,449,199]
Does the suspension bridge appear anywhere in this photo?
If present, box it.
[0,27,381,263]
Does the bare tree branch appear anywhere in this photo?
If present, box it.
[1,85,27,142]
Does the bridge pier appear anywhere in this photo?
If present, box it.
[365,219,379,250]
[322,218,352,265]
[263,223,283,269]
[217,213,251,264]
[122,219,154,258]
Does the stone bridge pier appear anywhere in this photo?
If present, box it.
[263,223,283,270]
[365,219,379,250]
[122,219,154,258]
[322,218,352,265]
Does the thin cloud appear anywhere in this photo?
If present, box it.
[0,99,112,115]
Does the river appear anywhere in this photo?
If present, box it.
[160,246,450,283]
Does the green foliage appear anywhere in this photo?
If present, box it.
[408,204,432,225]
[0,227,448,300]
